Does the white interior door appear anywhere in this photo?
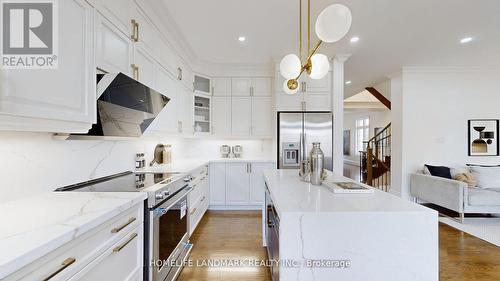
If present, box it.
[211,97,232,136]
[231,97,252,136]
[225,162,250,205]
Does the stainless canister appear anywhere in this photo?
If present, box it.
[310,142,324,185]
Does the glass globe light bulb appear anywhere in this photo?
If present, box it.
[279,54,301,79]
[309,54,329,80]
[315,4,352,43]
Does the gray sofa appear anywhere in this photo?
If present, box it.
[410,173,500,223]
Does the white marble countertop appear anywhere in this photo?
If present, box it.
[264,169,435,217]
[0,192,146,278]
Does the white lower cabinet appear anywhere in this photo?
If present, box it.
[226,162,251,205]
[209,162,226,206]
[209,161,274,209]
[249,162,274,204]
[69,225,143,281]
[188,165,210,235]
[4,203,144,281]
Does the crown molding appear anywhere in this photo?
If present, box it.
[402,66,500,74]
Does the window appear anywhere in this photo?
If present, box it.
[355,117,370,154]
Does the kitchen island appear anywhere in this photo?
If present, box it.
[263,169,438,281]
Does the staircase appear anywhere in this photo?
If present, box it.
[360,123,391,192]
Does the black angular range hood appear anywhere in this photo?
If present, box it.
[70,72,169,138]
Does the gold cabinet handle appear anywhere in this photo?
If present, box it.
[190,207,197,215]
[42,257,76,281]
[113,233,138,253]
[131,19,139,42]
[111,217,136,234]
[131,64,139,80]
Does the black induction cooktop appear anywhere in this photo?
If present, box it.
[54,171,183,193]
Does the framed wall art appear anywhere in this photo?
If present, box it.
[468,119,499,156]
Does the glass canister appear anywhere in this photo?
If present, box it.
[310,142,324,185]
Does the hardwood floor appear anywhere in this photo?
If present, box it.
[178,211,271,281]
[178,211,500,281]
[439,223,500,281]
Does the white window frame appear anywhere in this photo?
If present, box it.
[355,117,370,155]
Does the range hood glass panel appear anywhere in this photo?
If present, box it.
[84,73,169,137]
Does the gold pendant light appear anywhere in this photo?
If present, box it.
[280,0,353,95]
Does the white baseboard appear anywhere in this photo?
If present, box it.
[208,205,262,211]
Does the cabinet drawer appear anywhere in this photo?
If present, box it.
[7,204,143,281]
[189,192,209,235]
[68,225,143,281]
[188,176,207,204]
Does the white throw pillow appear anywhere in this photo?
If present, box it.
[469,166,500,189]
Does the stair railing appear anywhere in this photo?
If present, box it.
[360,123,391,191]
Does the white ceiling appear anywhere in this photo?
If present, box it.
[157,0,500,97]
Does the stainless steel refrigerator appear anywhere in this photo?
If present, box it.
[277,112,333,170]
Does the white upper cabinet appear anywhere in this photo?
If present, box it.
[231,78,252,96]
[147,65,178,134]
[178,84,193,135]
[95,0,133,35]
[212,78,232,96]
[211,97,232,136]
[130,4,156,53]
[132,46,156,87]
[251,78,272,96]
[231,97,252,136]
[0,0,95,133]
[154,37,179,78]
[304,74,331,93]
[193,75,211,95]
[96,13,132,74]
[251,97,272,137]
[231,77,271,97]
[225,162,250,205]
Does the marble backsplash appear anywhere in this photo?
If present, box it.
[0,132,273,203]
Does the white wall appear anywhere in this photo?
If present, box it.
[343,109,391,165]
[393,67,500,199]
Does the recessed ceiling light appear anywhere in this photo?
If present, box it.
[345,80,352,85]
[460,37,473,44]
[238,36,246,42]
[350,36,359,43]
